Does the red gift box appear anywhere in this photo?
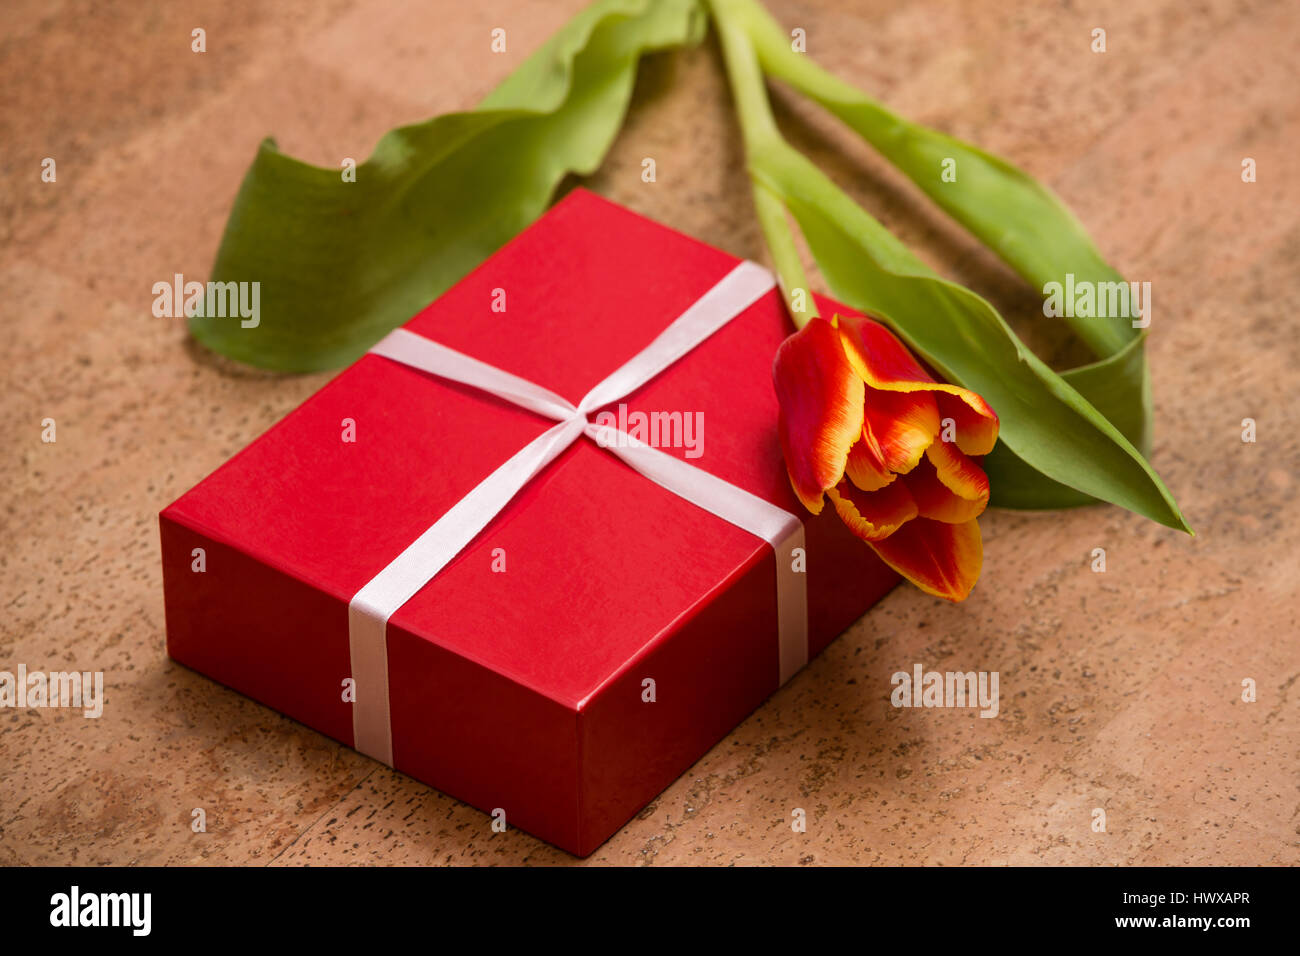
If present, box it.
[160,189,898,856]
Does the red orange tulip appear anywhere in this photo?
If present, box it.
[773,314,1000,601]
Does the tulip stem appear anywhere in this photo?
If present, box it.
[709,0,818,329]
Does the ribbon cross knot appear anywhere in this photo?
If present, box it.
[347,261,808,765]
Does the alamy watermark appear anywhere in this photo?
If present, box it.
[891,663,999,718]
[591,403,704,459]
[0,665,104,718]
[152,273,260,328]
[50,886,150,936]
[1043,273,1150,329]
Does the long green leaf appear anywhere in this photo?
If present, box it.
[736,0,1135,359]
[193,0,705,372]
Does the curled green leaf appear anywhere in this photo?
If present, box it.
[193,0,705,372]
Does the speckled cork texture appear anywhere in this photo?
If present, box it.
[1,0,1297,866]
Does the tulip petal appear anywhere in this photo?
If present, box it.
[836,313,999,455]
[925,439,990,509]
[835,313,935,387]
[904,455,987,524]
[868,517,983,602]
[826,478,917,542]
[773,317,865,513]
[935,392,999,456]
[845,428,895,492]
[863,386,939,474]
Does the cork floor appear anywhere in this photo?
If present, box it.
[2,0,1296,865]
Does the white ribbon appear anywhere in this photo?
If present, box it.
[349,261,807,766]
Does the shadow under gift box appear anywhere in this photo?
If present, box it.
[160,188,898,856]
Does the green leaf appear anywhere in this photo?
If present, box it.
[193,0,705,372]
[748,139,1191,534]
[985,334,1153,509]
[712,0,1186,524]
[737,0,1135,360]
